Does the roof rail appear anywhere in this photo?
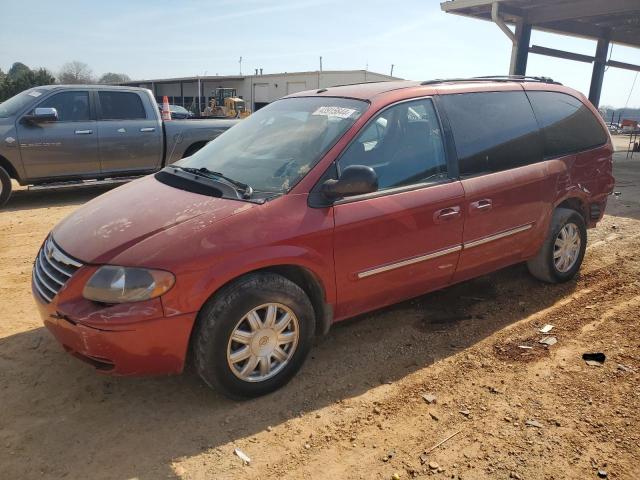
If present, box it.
[420,75,562,86]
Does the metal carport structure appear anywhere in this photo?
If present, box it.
[440,0,640,107]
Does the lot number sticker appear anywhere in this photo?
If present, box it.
[312,106,356,119]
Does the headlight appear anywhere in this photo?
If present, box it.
[83,266,175,304]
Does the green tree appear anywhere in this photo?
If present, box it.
[98,72,131,84]
[0,64,55,102]
[8,62,30,78]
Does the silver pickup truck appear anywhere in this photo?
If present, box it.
[0,85,238,206]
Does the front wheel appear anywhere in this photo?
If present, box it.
[194,273,315,398]
[527,207,587,283]
[0,166,12,208]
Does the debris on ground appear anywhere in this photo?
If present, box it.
[617,363,634,372]
[424,431,463,454]
[539,324,554,334]
[234,448,251,465]
[583,352,606,366]
[597,469,608,478]
[421,393,437,404]
[429,411,439,421]
[525,419,543,428]
[539,336,557,347]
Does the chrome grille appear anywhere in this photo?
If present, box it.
[33,237,83,303]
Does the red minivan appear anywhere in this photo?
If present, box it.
[32,77,614,398]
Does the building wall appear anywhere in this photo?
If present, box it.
[124,70,398,113]
[239,71,396,111]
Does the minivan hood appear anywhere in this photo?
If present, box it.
[52,175,257,264]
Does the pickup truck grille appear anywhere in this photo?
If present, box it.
[33,237,83,303]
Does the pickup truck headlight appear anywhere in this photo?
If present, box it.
[83,266,175,303]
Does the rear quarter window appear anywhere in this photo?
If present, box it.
[98,91,147,120]
[527,91,608,158]
[439,90,542,176]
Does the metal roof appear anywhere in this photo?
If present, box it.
[121,70,399,86]
[441,0,640,48]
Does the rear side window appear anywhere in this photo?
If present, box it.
[527,91,607,158]
[440,91,542,176]
[98,91,146,120]
[38,91,90,122]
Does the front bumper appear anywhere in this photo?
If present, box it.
[33,276,196,376]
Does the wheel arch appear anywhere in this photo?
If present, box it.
[182,141,208,158]
[257,264,333,336]
[555,196,588,220]
[0,154,20,182]
[185,263,334,367]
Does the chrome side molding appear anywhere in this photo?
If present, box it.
[356,222,534,279]
[357,245,462,279]
[463,223,533,249]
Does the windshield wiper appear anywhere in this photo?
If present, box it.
[172,166,253,198]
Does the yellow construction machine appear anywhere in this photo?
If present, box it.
[207,88,251,119]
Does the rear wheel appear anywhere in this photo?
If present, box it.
[0,167,12,208]
[194,273,315,398]
[527,207,587,283]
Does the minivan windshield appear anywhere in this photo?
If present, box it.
[176,96,368,194]
[0,88,45,118]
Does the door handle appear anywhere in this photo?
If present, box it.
[471,199,492,211]
[435,206,461,221]
[75,129,93,135]
[140,127,155,132]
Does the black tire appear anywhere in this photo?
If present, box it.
[0,166,12,208]
[182,142,207,158]
[527,207,587,283]
[194,272,315,399]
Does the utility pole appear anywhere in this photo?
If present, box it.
[239,56,243,75]
[319,56,323,72]
[390,64,394,77]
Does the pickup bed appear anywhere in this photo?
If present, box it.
[0,85,238,206]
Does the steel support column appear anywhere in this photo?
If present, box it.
[588,38,610,107]
[509,22,532,75]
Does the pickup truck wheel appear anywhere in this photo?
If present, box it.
[194,272,315,399]
[527,208,587,283]
[0,167,12,208]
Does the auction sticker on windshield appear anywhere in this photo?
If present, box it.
[312,106,357,118]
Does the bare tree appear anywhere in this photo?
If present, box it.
[98,72,131,84]
[58,61,95,84]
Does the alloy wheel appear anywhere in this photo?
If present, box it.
[226,303,299,382]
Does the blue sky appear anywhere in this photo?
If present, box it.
[1,0,638,108]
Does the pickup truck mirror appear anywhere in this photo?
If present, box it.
[321,165,378,200]
[24,107,59,123]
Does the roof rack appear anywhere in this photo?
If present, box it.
[420,75,562,86]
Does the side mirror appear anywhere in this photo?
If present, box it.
[321,165,378,200]
[24,107,59,123]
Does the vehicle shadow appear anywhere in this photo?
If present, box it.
[0,264,578,479]
[3,184,118,212]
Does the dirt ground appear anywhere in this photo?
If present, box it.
[1,138,639,480]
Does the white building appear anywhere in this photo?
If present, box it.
[121,70,400,113]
